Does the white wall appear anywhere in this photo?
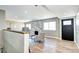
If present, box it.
[0,10,6,29]
[75,15,79,47]
[0,10,6,49]
[26,17,60,38]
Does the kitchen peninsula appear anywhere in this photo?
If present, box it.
[3,29,29,53]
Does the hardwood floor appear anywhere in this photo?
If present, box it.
[29,38,79,53]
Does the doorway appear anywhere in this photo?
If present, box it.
[62,18,74,41]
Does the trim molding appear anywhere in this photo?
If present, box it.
[74,41,79,49]
[45,36,61,40]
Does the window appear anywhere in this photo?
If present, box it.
[26,24,31,30]
[43,22,56,31]
[63,20,72,25]
[43,22,49,30]
[76,20,79,25]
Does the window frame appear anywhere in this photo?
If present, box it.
[43,21,56,31]
[26,24,31,30]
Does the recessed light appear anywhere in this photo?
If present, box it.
[15,16,18,18]
[25,10,27,14]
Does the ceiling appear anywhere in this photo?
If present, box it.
[0,5,79,22]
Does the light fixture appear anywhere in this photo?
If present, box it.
[25,10,27,14]
[34,5,38,7]
[15,16,18,18]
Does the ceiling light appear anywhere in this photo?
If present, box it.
[15,16,18,18]
[34,5,38,7]
[25,10,27,14]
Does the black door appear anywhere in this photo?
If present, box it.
[62,18,74,41]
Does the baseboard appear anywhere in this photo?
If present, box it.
[74,41,79,49]
[45,36,61,40]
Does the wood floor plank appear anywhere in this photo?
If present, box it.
[30,38,79,53]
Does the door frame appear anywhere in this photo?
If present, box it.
[61,18,74,41]
[60,18,75,41]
